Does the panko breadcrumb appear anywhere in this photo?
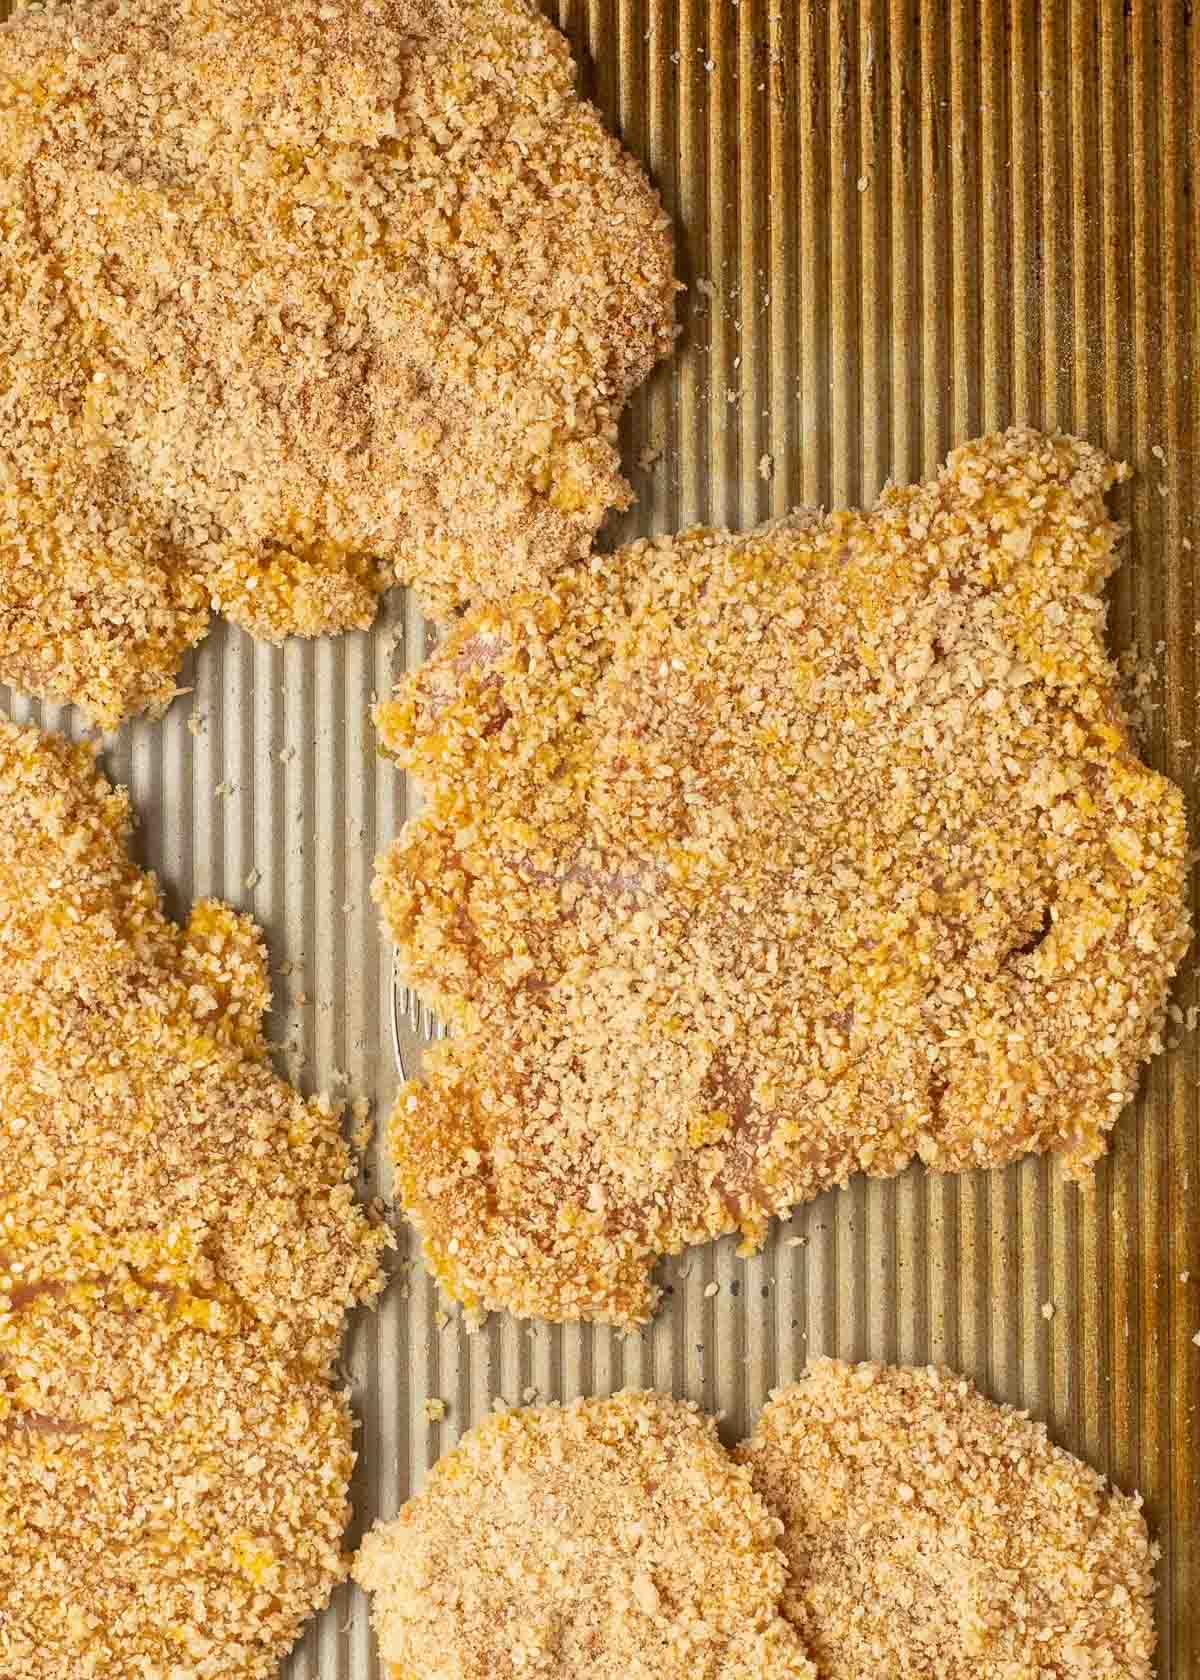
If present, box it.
[0,0,676,726]
[374,429,1190,1326]
[353,1390,815,1680]
[736,1359,1157,1679]
[0,717,387,1677]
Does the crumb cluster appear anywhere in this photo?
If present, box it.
[737,1359,1157,1678]
[0,0,676,725]
[353,1390,815,1680]
[375,429,1191,1325]
[0,718,388,1678]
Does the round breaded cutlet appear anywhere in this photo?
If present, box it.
[0,1278,359,1680]
[735,1360,1157,1679]
[352,1390,815,1680]
[374,429,1190,1326]
[0,718,386,1370]
[0,0,676,726]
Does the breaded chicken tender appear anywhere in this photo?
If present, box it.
[0,0,677,726]
[736,1359,1157,1679]
[0,1281,359,1680]
[0,718,387,1676]
[353,1390,815,1680]
[374,429,1190,1326]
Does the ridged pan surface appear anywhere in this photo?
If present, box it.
[0,1,1195,1673]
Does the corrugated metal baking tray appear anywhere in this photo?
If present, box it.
[1,0,1195,1671]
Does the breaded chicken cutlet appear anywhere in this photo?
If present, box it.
[374,429,1191,1326]
[0,718,386,1368]
[737,1360,1157,1679]
[1,1282,359,1680]
[0,0,677,726]
[353,1390,815,1680]
[0,718,387,1677]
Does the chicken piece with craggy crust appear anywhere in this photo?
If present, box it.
[0,717,387,1371]
[0,717,388,1676]
[353,1390,815,1680]
[0,1278,360,1680]
[0,0,677,726]
[374,429,1190,1326]
[736,1360,1157,1680]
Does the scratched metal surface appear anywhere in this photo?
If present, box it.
[1,1,1196,1672]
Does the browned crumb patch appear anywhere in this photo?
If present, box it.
[0,0,677,726]
[374,429,1190,1327]
[0,717,388,1678]
[353,1390,814,1680]
[736,1359,1157,1679]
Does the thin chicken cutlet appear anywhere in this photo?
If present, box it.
[354,1391,814,1680]
[0,0,677,724]
[0,719,387,1678]
[737,1360,1157,1679]
[374,429,1190,1326]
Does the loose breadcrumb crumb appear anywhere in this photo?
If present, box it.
[0,718,388,1679]
[351,1095,375,1154]
[737,1359,1158,1679]
[0,0,677,725]
[353,1391,814,1680]
[423,1397,447,1422]
[374,429,1190,1327]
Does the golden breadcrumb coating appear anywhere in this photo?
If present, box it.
[0,717,387,1370]
[0,1281,358,1680]
[353,1390,814,1680]
[0,0,677,726]
[374,429,1190,1326]
[736,1359,1157,1679]
[0,717,388,1676]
